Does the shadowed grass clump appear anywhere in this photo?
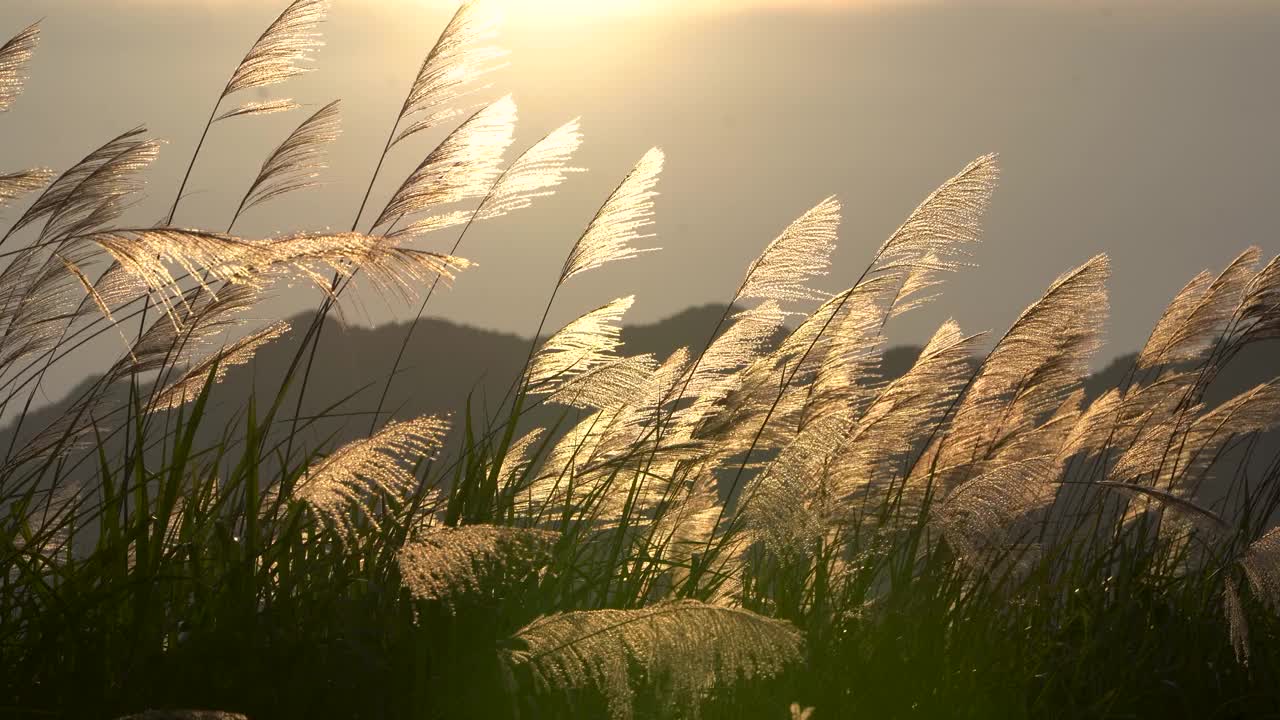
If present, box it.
[3,3,1280,719]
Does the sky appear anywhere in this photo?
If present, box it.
[1,0,1279,398]
[113,0,917,15]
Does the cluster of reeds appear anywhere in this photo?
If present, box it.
[2,2,1280,718]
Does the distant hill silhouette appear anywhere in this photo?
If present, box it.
[3,304,775,465]
[4,307,1277,491]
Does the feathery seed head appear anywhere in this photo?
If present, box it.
[147,321,291,413]
[738,196,840,306]
[375,96,518,230]
[221,0,327,99]
[872,153,999,278]
[477,118,586,221]
[394,0,508,145]
[0,169,53,210]
[560,148,664,283]
[529,295,634,391]
[240,100,342,214]
[397,524,557,604]
[0,23,39,113]
[1138,248,1260,369]
[506,600,804,720]
[295,416,450,536]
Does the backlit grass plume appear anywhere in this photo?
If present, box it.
[147,321,291,413]
[295,415,450,536]
[935,456,1057,571]
[505,600,804,720]
[559,148,664,283]
[372,95,517,231]
[833,319,983,513]
[529,295,633,391]
[1137,248,1259,370]
[397,524,558,603]
[4,128,159,244]
[915,253,1110,492]
[0,22,38,113]
[1233,253,1280,347]
[219,0,327,110]
[474,118,586,222]
[88,228,471,321]
[110,285,264,381]
[546,354,659,411]
[869,153,999,278]
[167,0,328,225]
[231,100,342,226]
[0,171,51,212]
[391,0,507,147]
[738,196,839,306]
[741,409,852,555]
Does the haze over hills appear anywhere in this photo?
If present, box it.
[0,305,934,473]
[5,305,1277,489]
[3,305,750,461]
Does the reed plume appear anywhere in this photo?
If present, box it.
[0,23,38,113]
[737,196,839,306]
[5,128,159,244]
[219,0,327,110]
[529,296,633,391]
[869,153,999,280]
[1240,526,1280,611]
[935,456,1056,571]
[166,0,328,225]
[742,409,852,555]
[498,427,547,487]
[0,248,98,370]
[833,320,983,513]
[88,228,470,322]
[678,301,787,428]
[397,524,557,603]
[1224,581,1250,663]
[916,254,1110,491]
[1137,248,1258,370]
[110,285,264,381]
[386,116,585,243]
[473,119,586,221]
[390,0,507,147]
[147,321,291,413]
[0,170,52,211]
[506,600,804,720]
[546,354,659,411]
[559,148,664,283]
[215,99,301,122]
[1,284,263,470]
[372,96,518,231]
[1232,254,1280,348]
[232,100,342,224]
[295,415,449,536]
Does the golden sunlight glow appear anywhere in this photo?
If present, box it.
[489,0,882,21]
[119,0,907,18]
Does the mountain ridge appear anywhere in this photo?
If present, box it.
[5,305,1276,472]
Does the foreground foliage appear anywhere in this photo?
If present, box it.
[2,3,1280,718]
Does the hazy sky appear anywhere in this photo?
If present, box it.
[1,0,1279,393]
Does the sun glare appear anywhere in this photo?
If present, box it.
[495,0,660,22]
